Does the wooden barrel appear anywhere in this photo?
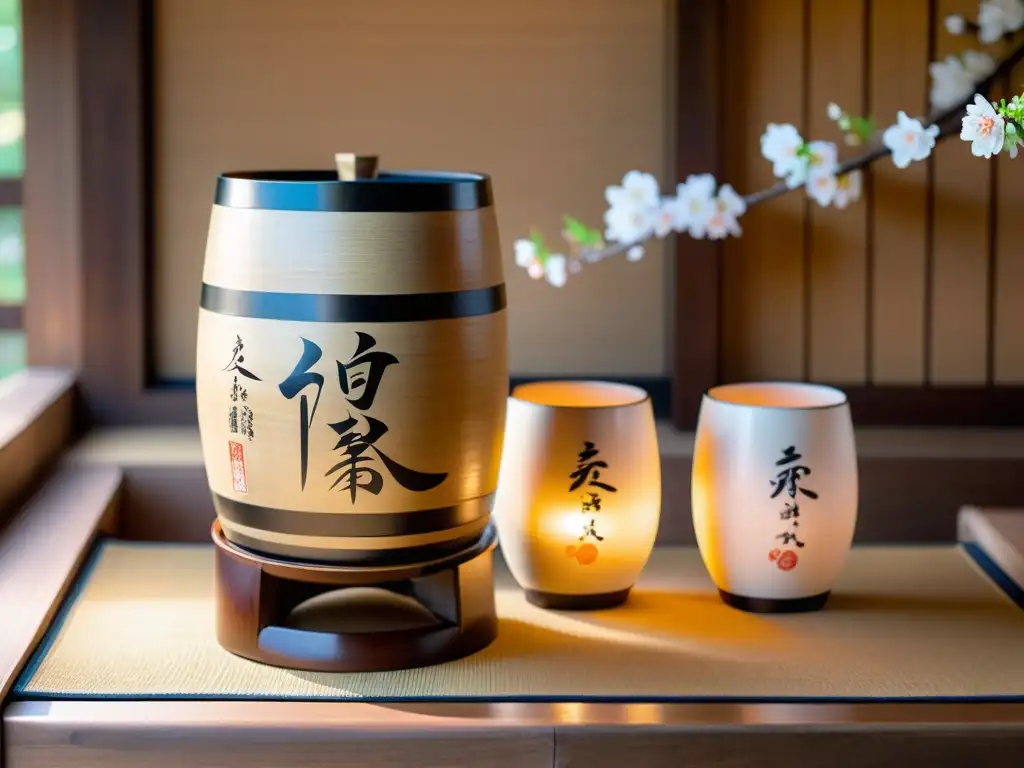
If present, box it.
[195,163,508,565]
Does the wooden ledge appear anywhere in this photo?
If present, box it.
[0,368,76,522]
[70,423,1024,464]
[959,507,1024,590]
[67,425,1024,546]
[0,465,122,704]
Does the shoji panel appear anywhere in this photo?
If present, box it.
[152,0,671,380]
[721,0,808,382]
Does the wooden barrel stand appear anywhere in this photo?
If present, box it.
[212,520,499,672]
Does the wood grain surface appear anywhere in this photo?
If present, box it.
[554,725,1024,767]
[4,700,554,768]
[868,0,930,384]
[7,700,1024,768]
[807,0,868,383]
[721,0,807,382]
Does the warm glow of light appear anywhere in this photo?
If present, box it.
[625,704,665,724]
[556,702,588,724]
[706,382,846,409]
[494,378,661,604]
[511,380,648,408]
[537,505,621,540]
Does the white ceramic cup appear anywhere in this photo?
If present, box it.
[493,381,661,610]
[691,382,857,613]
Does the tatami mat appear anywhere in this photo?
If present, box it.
[15,542,1024,701]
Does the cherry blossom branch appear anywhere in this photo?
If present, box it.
[747,32,1024,208]
[563,32,1024,268]
[516,3,1024,287]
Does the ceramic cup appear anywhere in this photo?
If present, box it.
[493,381,661,610]
[691,382,857,613]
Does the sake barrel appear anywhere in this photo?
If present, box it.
[195,161,508,565]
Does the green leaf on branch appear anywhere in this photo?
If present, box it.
[562,215,605,248]
[529,229,551,264]
[847,115,876,143]
[998,94,1024,125]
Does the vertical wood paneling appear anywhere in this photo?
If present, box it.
[994,63,1024,382]
[869,0,930,384]
[721,0,807,382]
[807,0,868,383]
[930,0,993,384]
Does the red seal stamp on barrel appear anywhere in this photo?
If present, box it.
[228,440,248,494]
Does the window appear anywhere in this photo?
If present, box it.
[0,0,23,379]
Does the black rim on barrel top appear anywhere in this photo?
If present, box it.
[214,170,493,212]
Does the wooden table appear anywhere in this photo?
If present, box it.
[3,440,1024,766]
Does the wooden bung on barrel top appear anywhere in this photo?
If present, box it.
[195,154,508,565]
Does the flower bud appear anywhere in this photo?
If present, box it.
[944,14,966,35]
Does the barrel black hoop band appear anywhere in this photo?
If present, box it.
[201,283,506,323]
[215,170,492,212]
[213,492,494,538]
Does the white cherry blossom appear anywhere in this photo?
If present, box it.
[806,170,838,208]
[706,184,746,239]
[806,141,838,178]
[827,102,843,121]
[603,202,655,244]
[882,111,940,168]
[514,238,537,269]
[806,167,862,210]
[653,197,683,237]
[605,170,659,210]
[978,0,1024,44]
[833,171,863,210]
[674,174,717,238]
[627,245,646,262]
[544,254,567,287]
[527,261,544,280]
[964,49,999,79]
[761,123,806,187]
[960,93,1005,158]
[929,52,996,110]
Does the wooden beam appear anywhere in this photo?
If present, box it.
[844,385,1024,426]
[671,0,725,429]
